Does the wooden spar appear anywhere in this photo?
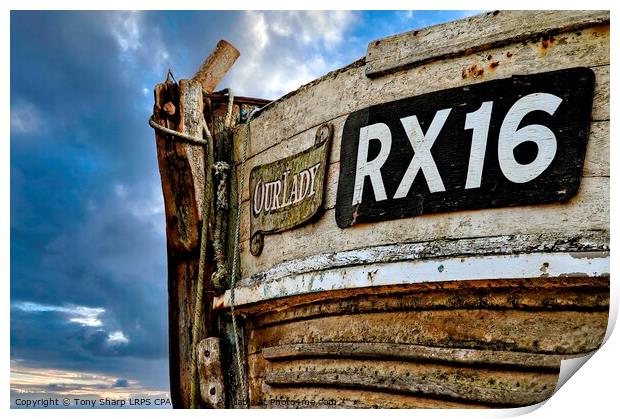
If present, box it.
[153,40,239,408]
[153,79,203,409]
[192,40,240,93]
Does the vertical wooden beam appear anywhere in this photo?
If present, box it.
[153,40,240,408]
[154,78,213,409]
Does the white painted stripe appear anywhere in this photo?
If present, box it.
[216,252,609,308]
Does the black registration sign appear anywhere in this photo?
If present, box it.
[335,67,595,228]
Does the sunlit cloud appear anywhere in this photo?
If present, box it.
[107,331,129,345]
[110,11,142,52]
[12,302,106,328]
[10,361,170,403]
[229,10,360,99]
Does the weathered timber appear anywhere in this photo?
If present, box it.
[254,386,491,408]
[263,358,557,406]
[261,343,565,369]
[233,276,609,320]
[237,178,609,278]
[250,279,609,328]
[364,10,609,77]
[197,338,225,408]
[155,78,212,408]
[241,275,608,408]
[233,231,609,288]
[248,309,607,355]
[243,278,607,407]
[192,40,240,93]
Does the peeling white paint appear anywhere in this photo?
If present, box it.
[215,251,609,308]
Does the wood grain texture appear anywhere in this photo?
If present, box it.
[154,79,214,409]
[365,10,609,77]
[239,177,608,277]
[192,40,240,93]
[261,343,565,369]
[252,385,493,408]
[228,277,608,317]
[249,310,607,355]
[264,358,557,406]
[242,277,608,408]
[250,278,609,327]
[197,338,225,408]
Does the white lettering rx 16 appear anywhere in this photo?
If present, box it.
[253,163,321,216]
[352,92,563,206]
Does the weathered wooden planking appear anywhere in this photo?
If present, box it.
[223,277,607,316]
[252,385,492,408]
[239,177,608,277]
[584,120,609,176]
[261,343,565,369]
[197,338,225,408]
[335,68,595,228]
[592,64,610,120]
[241,274,608,407]
[232,231,608,290]
[250,278,609,328]
[233,26,609,164]
[364,10,609,77]
[263,358,557,406]
[248,309,607,355]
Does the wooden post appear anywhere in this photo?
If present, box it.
[192,40,240,93]
[153,40,240,408]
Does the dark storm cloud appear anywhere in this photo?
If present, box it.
[9,10,245,390]
[113,379,130,388]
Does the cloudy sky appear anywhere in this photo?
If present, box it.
[10,10,476,407]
